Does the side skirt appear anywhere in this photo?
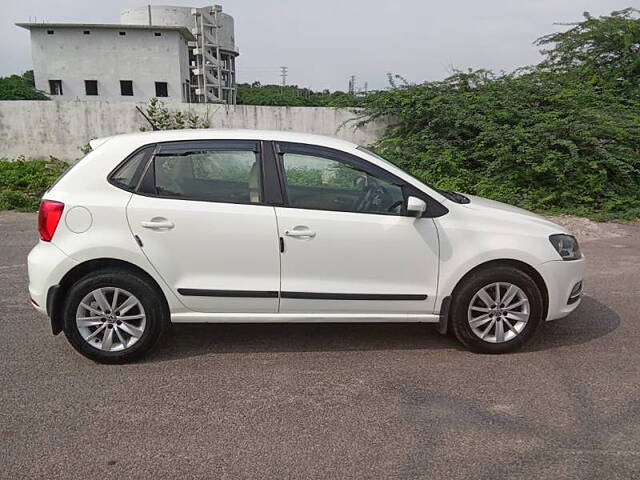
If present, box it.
[170,313,440,323]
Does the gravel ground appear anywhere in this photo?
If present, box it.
[1,211,639,479]
[547,215,630,241]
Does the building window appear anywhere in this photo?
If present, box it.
[120,80,133,96]
[154,32,162,37]
[83,30,90,35]
[155,82,168,97]
[49,80,63,95]
[85,80,98,96]
[119,31,126,36]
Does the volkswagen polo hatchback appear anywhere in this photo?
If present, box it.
[28,130,585,363]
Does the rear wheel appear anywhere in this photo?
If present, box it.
[450,266,544,353]
[62,270,168,363]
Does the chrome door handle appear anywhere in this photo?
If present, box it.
[284,228,316,238]
[141,219,175,230]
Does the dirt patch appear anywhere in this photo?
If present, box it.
[546,215,632,242]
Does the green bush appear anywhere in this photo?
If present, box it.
[140,97,211,131]
[0,71,49,101]
[359,8,640,221]
[0,157,69,211]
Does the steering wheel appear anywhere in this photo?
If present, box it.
[387,200,403,213]
[357,184,392,212]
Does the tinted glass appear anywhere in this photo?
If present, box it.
[111,147,151,190]
[154,150,262,204]
[282,153,404,214]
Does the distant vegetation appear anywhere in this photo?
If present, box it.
[0,71,48,101]
[0,157,67,211]
[236,82,360,107]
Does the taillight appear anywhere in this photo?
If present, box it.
[38,200,65,242]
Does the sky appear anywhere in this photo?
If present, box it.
[1,0,634,91]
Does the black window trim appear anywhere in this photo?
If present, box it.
[107,144,156,192]
[106,138,448,216]
[114,139,270,208]
[272,141,447,218]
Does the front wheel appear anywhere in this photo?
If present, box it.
[62,269,168,363]
[450,266,544,353]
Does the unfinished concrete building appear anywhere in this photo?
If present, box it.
[17,5,238,104]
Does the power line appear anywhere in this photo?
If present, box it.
[280,66,288,86]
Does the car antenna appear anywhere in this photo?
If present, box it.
[135,105,159,131]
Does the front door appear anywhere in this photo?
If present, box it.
[126,140,280,313]
[273,142,439,316]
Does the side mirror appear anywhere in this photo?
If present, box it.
[407,196,427,218]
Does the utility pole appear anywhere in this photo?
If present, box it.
[348,75,356,94]
[280,66,288,86]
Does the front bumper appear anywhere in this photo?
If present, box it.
[27,241,77,315]
[539,256,586,321]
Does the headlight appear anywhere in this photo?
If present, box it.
[549,234,582,261]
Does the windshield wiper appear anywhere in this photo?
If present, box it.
[437,189,470,204]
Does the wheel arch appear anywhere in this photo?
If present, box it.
[446,258,549,326]
[48,258,169,335]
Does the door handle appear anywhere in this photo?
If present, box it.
[141,218,175,230]
[284,227,316,238]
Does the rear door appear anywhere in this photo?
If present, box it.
[126,140,281,313]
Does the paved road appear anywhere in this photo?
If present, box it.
[1,211,639,479]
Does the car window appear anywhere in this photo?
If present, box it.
[281,152,404,214]
[110,146,153,191]
[154,149,262,204]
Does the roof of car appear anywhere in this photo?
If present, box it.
[98,129,361,152]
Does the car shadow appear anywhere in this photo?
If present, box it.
[146,295,620,362]
[148,321,462,362]
[523,295,621,352]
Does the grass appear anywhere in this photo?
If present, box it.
[0,157,69,211]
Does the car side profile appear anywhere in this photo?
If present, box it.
[28,129,585,363]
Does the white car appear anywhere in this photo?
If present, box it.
[27,130,585,363]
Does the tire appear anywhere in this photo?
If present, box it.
[450,266,544,354]
[62,269,168,364]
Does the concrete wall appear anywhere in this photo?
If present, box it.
[28,26,189,102]
[0,101,386,161]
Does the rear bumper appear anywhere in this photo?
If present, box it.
[27,241,77,316]
[539,256,586,321]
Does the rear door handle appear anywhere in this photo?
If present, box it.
[141,218,175,230]
[284,227,316,238]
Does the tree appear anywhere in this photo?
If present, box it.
[0,71,48,100]
[535,8,640,91]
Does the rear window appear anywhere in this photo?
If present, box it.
[110,146,154,191]
[153,149,262,204]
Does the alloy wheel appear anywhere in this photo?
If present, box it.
[75,287,146,352]
[467,282,530,343]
